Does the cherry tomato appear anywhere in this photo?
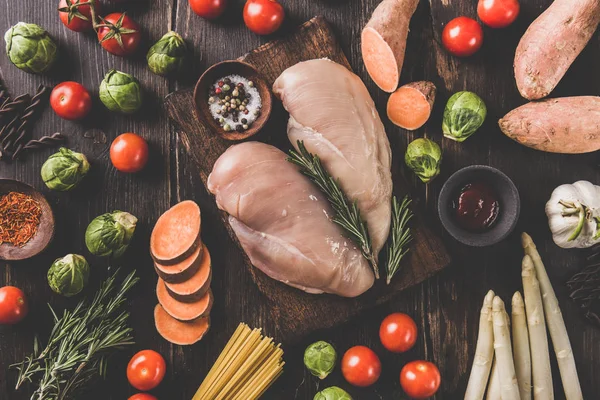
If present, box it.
[97,13,142,56]
[341,346,381,387]
[189,0,227,20]
[478,0,520,28]
[128,394,158,400]
[400,360,441,399]
[110,133,149,173]
[50,82,92,120]
[243,0,285,36]
[127,350,166,391]
[442,17,484,57]
[58,0,99,32]
[0,286,28,325]
[379,313,418,353]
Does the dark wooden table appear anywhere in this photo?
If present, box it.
[1,1,599,399]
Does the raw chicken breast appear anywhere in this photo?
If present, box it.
[207,141,374,297]
[273,59,393,257]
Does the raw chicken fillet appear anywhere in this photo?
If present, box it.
[207,142,374,297]
[273,59,393,257]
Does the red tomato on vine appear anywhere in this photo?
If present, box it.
[97,13,142,56]
[58,0,98,32]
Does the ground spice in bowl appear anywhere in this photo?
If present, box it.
[0,191,42,247]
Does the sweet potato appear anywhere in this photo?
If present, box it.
[514,0,600,100]
[498,96,600,154]
[387,81,436,130]
[157,278,213,322]
[150,200,201,265]
[154,304,210,345]
[164,246,212,302]
[361,0,419,93]
[154,241,203,283]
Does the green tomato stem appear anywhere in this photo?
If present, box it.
[87,0,102,30]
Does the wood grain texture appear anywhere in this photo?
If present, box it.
[0,0,598,399]
[165,16,451,343]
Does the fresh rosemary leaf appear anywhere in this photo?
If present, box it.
[12,269,139,400]
[287,140,379,278]
[567,247,600,327]
[385,196,413,285]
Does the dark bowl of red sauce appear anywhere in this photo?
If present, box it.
[438,165,520,247]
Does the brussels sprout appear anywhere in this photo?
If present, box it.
[442,91,487,142]
[147,31,188,76]
[304,341,337,379]
[314,387,352,400]
[405,138,442,183]
[99,70,143,114]
[41,148,90,191]
[4,22,57,74]
[48,254,90,297]
[85,211,137,258]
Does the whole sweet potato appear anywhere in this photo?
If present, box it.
[498,97,600,154]
[361,0,419,93]
[514,0,600,100]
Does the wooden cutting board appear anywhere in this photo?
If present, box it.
[165,16,451,343]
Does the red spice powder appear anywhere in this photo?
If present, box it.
[0,191,42,247]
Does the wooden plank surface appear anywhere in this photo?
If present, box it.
[165,16,451,343]
[0,0,599,399]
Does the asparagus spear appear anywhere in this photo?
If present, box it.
[512,292,532,400]
[492,296,521,400]
[486,357,501,400]
[465,290,496,400]
[522,255,553,399]
[522,233,582,400]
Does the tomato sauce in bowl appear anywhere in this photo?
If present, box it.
[452,182,499,232]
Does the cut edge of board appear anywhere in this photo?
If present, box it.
[164,16,451,342]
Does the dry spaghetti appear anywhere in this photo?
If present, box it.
[194,323,284,400]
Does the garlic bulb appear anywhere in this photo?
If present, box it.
[545,180,600,248]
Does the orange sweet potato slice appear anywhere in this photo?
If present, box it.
[157,278,213,322]
[154,241,204,283]
[387,81,436,130]
[154,304,210,346]
[151,200,201,265]
[164,246,212,302]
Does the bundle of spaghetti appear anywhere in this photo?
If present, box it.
[193,323,284,400]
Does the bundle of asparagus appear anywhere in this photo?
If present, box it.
[464,233,582,400]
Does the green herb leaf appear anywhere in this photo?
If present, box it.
[12,270,139,399]
[385,196,413,284]
[287,141,379,278]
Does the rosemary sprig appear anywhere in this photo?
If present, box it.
[12,270,138,400]
[288,141,379,278]
[385,196,413,284]
[567,246,600,327]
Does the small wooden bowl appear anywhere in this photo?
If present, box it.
[193,60,272,141]
[0,179,55,261]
